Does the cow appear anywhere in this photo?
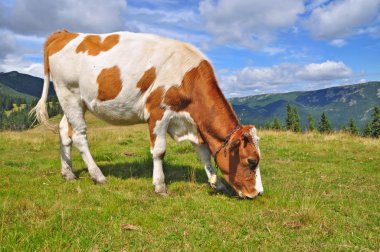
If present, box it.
[31,30,264,199]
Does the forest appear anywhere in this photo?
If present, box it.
[0,95,61,131]
[256,104,379,138]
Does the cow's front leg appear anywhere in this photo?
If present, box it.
[193,143,227,192]
[148,117,168,195]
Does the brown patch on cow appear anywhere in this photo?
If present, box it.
[96,66,123,101]
[145,87,165,148]
[67,121,73,139]
[163,60,260,196]
[136,67,156,93]
[76,34,119,56]
[164,60,239,147]
[44,30,79,74]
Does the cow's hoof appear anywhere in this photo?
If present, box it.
[215,182,227,193]
[154,183,167,195]
[62,172,77,181]
[92,176,107,184]
[213,179,227,193]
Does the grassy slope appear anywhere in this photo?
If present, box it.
[0,114,379,251]
[0,82,34,101]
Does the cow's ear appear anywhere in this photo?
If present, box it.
[229,138,241,150]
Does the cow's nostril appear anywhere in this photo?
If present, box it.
[258,191,263,196]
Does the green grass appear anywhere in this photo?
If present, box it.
[0,82,34,101]
[0,114,379,251]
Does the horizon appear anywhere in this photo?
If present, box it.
[1,0,380,97]
[2,70,379,99]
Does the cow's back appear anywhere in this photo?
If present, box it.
[47,31,207,124]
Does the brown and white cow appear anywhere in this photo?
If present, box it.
[31,30,263,198]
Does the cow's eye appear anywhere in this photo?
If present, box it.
[247,158,258,170]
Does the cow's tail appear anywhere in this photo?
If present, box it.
[29,44,57,132]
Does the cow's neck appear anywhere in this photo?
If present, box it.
[193,99,239,157]
[187,62,240,156]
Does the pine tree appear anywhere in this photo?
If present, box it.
[272,117,282,130]
[363,120,372,137]
[293,107,301,132]
[371,106,380,138]
[286,104,295,131]
[346,118,359,135]
[307,112,315,131]
[285,104,301,132]
[318,112,332,133]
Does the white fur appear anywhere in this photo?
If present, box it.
[250,127,264,194]
[255,166,264,194]
[167,111,199,143]
[151,110,171,192]
[49,32,206,125]
[58,115,75,180]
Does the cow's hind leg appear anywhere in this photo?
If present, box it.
[148,118,168,195]
[193,143,226,192]
[59,92,106,184]
[59,115,76,180]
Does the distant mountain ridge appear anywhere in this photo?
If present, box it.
[230,82,380,129]
[0,71,379,130]
[0,71,55,97]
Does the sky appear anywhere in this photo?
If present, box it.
[0,0,380,97]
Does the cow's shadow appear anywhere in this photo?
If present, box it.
[73,153,235,196]
[74,154,209,184]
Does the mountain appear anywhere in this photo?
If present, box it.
[0,71,55,97]
[230,82,380,130]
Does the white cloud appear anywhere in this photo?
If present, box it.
[198,0,304,50]
[1,0,127,35]
[295,61,352,81]
[0,0,127,77]
[219,61,354,96]
[305,0,331,11]
[304,0,380,40]
[0,30,17,58]
[127,6,198,25]
[329,39,347,47]
[0,29,44,78]
[358,24,380,37]
[124,5,210,48]
[0,56,44,78]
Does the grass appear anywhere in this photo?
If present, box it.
[0,114,379,251]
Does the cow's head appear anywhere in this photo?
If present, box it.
[215,125,263,199]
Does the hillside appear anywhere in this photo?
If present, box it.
[0,82,34,101]
[0,71,55,97]
[0,114,379,250]
[230,82,380,129]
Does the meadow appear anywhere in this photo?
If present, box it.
[0,114,379,251]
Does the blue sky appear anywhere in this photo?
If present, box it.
[0,0,379,97]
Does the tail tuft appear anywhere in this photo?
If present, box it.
[29,99,58,132]
[29,69,58,132]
